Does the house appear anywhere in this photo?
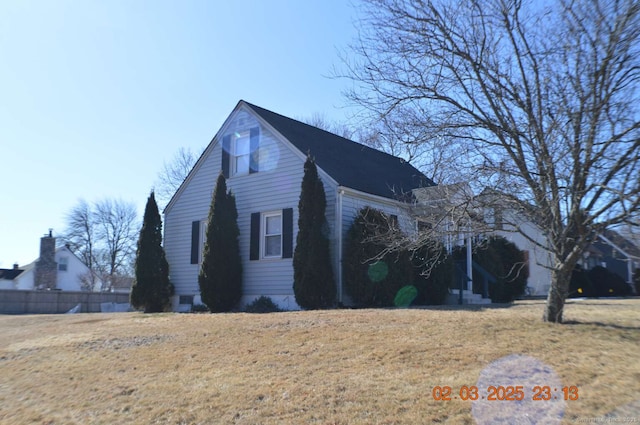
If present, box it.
[581,229,640,289]
[3,231,100,292]
[164,100,434,311]
[411,183,492,304]
[476,190,639,296]
[0,265,25,290]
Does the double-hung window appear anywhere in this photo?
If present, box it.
[263,212,282,258]
[58,257,68,272]
[189,219,208,265]
[232,132,250,176]
[250,208,293,261]
[222,127,259,178]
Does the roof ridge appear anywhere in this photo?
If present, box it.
[242,100,413,164]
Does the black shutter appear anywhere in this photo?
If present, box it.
[249,127,259,174]
[390,214,399,229]
[190,221,200,264]
[250,212,260,260]
[222,135,231,178]
[282,208,293,259]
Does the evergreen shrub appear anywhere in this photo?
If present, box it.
[343,207,412,307]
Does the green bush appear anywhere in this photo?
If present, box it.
[343,207,413,307]
[412,243,453,305]
[190,304,210,313]
[456,236,529,303]
[634,268,640,295]
[245,296,283,313]
[588,266,632,297]
[490,237,528,302]
[568,265,595,298]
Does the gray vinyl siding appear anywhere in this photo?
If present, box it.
[164,137,221,296]
[164,106,338,306]
[340,192,413,237]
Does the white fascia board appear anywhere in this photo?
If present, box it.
[338,186,408,207]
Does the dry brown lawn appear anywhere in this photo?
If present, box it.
[0,299,639,425]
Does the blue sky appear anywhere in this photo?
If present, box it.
[0,0,360,267]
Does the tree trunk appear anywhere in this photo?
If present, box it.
[543,268,571,323]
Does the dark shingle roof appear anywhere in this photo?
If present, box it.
[0,268,24,280]
[245,102,434,199]
[602,229,640,258]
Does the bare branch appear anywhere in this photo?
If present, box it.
[339,0,640,322]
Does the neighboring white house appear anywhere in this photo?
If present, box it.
[490,209,554,296]
[15,245,96,291]
[582,230,640,288]
[0,265,24,290]
[2,232,100,292]
[163,100,434,311]
[471,190,553,297]
[411,185,554,297]
[476,191,638,296]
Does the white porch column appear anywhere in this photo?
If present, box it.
[466,231,473,291]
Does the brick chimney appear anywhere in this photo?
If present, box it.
[34,229,57,289]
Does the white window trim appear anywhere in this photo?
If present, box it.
[262,211,283,259]
[199,219,207,264]
[231,131,250,176]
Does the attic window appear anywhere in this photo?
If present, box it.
[232,132,250,176]
[58,257,68,272]
[222,127,259,178]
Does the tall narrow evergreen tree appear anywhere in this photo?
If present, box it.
[130,192,173,313]
[199,173,242,312]
[293,156,336,309]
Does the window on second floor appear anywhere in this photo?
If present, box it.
[232,131,250,176]
[222,127,260,178]
[58,257,68,272]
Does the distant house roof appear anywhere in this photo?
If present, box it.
[0,268,24,280]
[600,229,640,259]
[245,101,434,199]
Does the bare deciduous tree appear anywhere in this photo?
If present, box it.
[155,147,201,209]
[63,198,138,291]
[94,199,138,291]
[63,200,98,290]
[353,107,476,184]
[341,0,640,322]
[299,112,356,140]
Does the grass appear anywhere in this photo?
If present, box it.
[0,299,639,424]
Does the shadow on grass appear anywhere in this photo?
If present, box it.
[565,298,639,307]
[562,320,640,331]
[406,302,515,311]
